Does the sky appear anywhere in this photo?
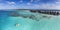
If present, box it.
[0,0,60,9]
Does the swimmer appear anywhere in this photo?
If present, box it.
[47,16,52,19]
[15,23,20,27]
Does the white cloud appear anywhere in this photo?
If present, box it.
[0,3,17,9]
[20,0,23,2]
[27,2,31,5]
[30,0,40,2]
[7,1,15,5]
[34,0,40,2]
[0,0,2,1]
[38,3,60,10]
[57,0,60,1]
[30,0,34,2]
[0,0,60,10]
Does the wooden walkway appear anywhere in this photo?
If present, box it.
[30,10,60,15]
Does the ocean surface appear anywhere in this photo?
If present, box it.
[0,10,60,30]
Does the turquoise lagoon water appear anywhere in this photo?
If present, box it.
[0,10,60,30]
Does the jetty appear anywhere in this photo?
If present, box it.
[30,10,60,15]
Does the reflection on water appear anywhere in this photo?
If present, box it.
[0,10,60,30]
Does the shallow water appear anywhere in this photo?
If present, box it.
[0,10,60,30]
